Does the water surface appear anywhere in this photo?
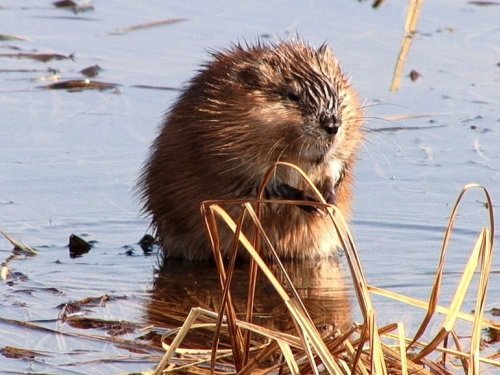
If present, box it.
[1,1,498,373]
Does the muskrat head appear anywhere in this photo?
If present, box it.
[190,40,363,171]
[233,41,363,164]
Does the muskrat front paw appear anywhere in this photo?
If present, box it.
[265,182,325,215]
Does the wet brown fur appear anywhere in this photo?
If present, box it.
[139,40,364,260]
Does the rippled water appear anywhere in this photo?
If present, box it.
[1,1,498,373]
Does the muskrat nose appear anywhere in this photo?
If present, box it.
[320,114,339,135]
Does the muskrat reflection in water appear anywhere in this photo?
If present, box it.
[146,258,351,345]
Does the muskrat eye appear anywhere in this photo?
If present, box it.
[284,92,300,102]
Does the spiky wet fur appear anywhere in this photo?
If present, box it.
[139,40,364,260]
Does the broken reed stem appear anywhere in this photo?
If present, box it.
[204,206,246,372]
[390,0,424,92]
[243,256,258,366]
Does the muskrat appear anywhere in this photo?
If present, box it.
[139,40,364,260]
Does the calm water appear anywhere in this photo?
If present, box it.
[1,1,499,373]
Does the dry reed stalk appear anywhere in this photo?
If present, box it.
[390,0,424,92]
[366,184,498,372]
[109,18,187,35]
[0,230,38,254]
[368,286,498,330]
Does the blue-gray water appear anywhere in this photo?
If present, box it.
[1,1,498,373]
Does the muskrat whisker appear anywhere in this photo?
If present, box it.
[358,101,411,111]
[265,135,287,163]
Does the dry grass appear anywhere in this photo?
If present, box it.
[151,162,499,375]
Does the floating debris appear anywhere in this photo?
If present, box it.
[34,72,61,83]
[109,18,187,35]
[0,346,40,360]
[59,294,123,312]
[53,0,77,7]
[0,68,43,73]
[65,316,138,336]
[468,1,500,6]
[53,0,94,13]
[138,234,157,254]
[0,231,38,255]
[68,234,92,258]
[409,69,421,81]
[436,27,455,33]
[372,0,386,8]
[130,84,181,91]
[123,245,135,256]
[0,231,37,284]
[0,52,74,63]
[79,64,101,77]
[0,265,9,281]
[0,34,29,42]
[43,79,119,92]
[369,124,446,133]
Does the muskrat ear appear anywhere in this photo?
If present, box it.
[236,65,262,88]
